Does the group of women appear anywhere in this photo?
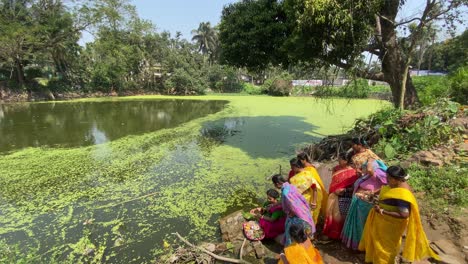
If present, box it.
[257,137,439,264]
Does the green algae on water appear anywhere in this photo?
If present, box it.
[0,95,388,263]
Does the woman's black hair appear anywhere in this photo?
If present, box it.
[271,174,287,185]
[352,137,368,147]
[289,222,307,243]
[297,152,311,163]
[338,152,349,162]
[386,166,407,181]
[289,157,303,168]
[266,189,279,199]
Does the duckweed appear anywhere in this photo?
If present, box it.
[0,95,388,263]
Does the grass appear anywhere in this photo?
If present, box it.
[408,165,468,216]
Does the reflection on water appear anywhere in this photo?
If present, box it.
[0,100,227,152]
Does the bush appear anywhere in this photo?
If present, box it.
[367,100,463,159]
[449,66,468,105]
[262,73,292,96]
[413,76,451,106]
[164,68,205,95]
[24,66,43,81]
[241,82,264,95]
[47,78,70,92]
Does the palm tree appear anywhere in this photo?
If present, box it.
[191,22,219,64]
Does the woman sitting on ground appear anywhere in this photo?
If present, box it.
[257,189,287,239]
[278,221,324,264]
[322,153,358,240]
[289,158,323,225]
[341,157,388,250]
[297,152,328,220]
[272,174,315,246]
[359,166,439,263]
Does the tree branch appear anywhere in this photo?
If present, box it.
[332,61,385,82]
[172,232,253,264]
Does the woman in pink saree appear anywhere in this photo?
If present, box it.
[272,174,315,246]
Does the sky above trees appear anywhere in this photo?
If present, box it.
[78,0,466,45]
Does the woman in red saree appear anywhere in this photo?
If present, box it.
[322,153,357,240]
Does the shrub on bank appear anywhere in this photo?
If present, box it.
[449,66,468,105]
[241,83,264,95]
[413,76,451,106]
[262,73,293,96]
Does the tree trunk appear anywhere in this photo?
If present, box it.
[15,59,25,89]
[378,0,419,109]
[381,51,418,109]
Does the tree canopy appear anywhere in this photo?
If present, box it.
[219,0,468,108]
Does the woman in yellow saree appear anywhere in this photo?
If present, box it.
[278,220,323,264]
[359,166,439,264]
[289,158,323,224]
[297,152,328,218]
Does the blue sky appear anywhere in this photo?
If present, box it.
[134,0,233,39]
[80,0,466,44]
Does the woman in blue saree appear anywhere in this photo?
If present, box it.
[341,159,387,250]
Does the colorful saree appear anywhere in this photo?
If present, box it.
[351,148,381,169]
[290,170,323,224]
[304,166,328,218]
[281,183,315,246]
[359,186,440,264]
[259,204,286,239]
[322,166,357,239]
[278,239,324,264]
[341,160,388,250]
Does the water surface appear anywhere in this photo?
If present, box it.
[0,96,388,263]
[0,100,227,152]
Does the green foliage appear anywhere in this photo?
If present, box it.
[213,67,242,93]
[419,29,468,73]
[164,68,205,95]
[314,79,372,98]
[413,76,451,105]
[409,165,468,209]
[241,82,264,95]
[365,100,464,158]
[449,66,468,105]
[262,72,293,96]
[219,0,288,70]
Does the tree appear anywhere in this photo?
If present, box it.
[219,0,468,109]
[0,0,36,89]
[419,29,468,73]
[219,0,288,71]
[191,22,219,65]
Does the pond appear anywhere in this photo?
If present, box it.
[0,100,227,153]
[0,96,388,263]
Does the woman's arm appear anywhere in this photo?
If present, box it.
[310,186,317,209]
[374,205,409,219]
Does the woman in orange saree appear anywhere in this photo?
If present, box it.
[278,220,323,264]
[322,153,357,240]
